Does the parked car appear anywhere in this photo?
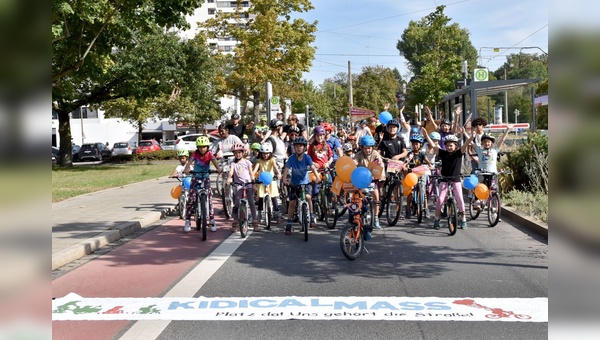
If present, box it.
[136,139,162,153]
[161,140,176,151]
[72,144,81,162]
[52,146,59,165]
[78,142,112,161]
[175,134,220,154]
[112,142,134,155]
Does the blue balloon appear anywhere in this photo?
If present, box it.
[259,171,273,186]
[379,111,393,125]
[351,167,372,189]
[183,176,192,190]
[463,174,478,190]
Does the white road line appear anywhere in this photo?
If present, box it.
[118,231,251,340]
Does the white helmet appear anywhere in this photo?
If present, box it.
[443,135,459,144]
[343,143,353,152]
[259,142,273,153]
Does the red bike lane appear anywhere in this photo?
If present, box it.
[52,213,233,339]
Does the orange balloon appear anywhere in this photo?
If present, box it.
[171,185,182,199]
[335,156,356,182]
[404,172,418,187]
[474,183,490,200]
[402,183,413,196]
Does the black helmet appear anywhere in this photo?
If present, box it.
[387,119,400,127]
[288,125,300,133]
[269,119,283,129]
[481,134,496,142]
[231,113,240,120]
[293,136,308,145]
[440,119,451,126]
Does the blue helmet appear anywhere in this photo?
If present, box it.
[360,135,375,147]
[429,131,441,141]
[387,119,400,127]
[410,134,424,143]
[293,136,308,145]
[410,127,420,134]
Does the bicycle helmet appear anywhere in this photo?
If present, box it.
[259,142,273,153]
[293,136,308,145]
[251,142,261,150]
[443,134,459,145]
[288,125,300,134]
[481,134,496,142]
[269,119,283,129]
[231,113,240,119]
[429,131,441,141]
[410,134,424,143]
[360,135,375,147]
[232,143,246,152]
[260,115,267,122]
[177,149,189,157]
[317,118,324,125]
[387,119,400,127]
[323,123,334,133]
[242,134,248,140]
[440,119,451,126]
[410,127,420,134]
[313,125,326,136]
[195,135,210,147]
[343,143,353,152]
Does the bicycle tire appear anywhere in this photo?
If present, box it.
[318,191,327,221]
[340,223,363,260]
[239,203,248,238]
[487,192,501,227]
[222,185,233,219]
[386,181,402,226]
[264,195,272,230]
[378,184,387,218]
[301,202,309,242]
[194,194,201,231]
[468,196,481,220]
[215,174,222,197]
[447,198,457,236]
[416,183,424,223]
[280,186,289,215]
[324,191,338,229]
[365,199,374,231]
[313,199,322,223]
[178,192,187,219]
[200,193,208,241]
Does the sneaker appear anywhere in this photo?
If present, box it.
[424,209,430,218]
[373,218,381,229]
[210,225,218,232]
[460,220,468,229]
[184,220,191,232]
[285,220,292,235]
[363,231,372,241]
[310,216,317,229]
[433,219,440,230]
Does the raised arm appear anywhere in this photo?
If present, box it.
[451,106,461,134]
[399,105,410,132]
[421,127,439,154]
[425,106,438,131]
[461,130,476,154]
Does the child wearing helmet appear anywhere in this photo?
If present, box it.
[226,143,258,232]
[182,136,222,233]
[354,134,385,229]
[424,105,460,151]
[404,134,433,219]
[281,136,321,234]
[169,149,189,178]
[342,143,355,158]
[378,119,409,162]
[422,127,475,230]
[253,142,283,225]
[250,142,261,163]
[308,126,334,216]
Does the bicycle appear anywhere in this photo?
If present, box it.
[257,178,275,230]
[468,169,512,227]
[231,180,261,238]
[189,170,218,241]
[286,183,312,242]
[217,153,235,219]
[313,167,338,229]
[429,175,466,236]
[339,186,374,260]
[381,159,405,226]
[170,176,189,219]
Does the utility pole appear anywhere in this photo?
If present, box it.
[348,61,353,123]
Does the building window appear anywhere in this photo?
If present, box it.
[208,8,216,15]
[71,107,98,119]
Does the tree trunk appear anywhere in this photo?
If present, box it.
[57,110,73,167]
[252,90,261,123]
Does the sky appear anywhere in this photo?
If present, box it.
[296,0,549,86]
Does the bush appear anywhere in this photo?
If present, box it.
[504,132,548,191]
[107,150,178,163]
[503,189,548,223]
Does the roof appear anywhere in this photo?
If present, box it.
[441,78,541,103]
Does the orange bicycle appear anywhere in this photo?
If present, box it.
[339,186,374,260]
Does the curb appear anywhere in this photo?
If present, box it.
[52,210,169,271]
[501,205,548,237]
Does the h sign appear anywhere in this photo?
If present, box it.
[474,68,489,82]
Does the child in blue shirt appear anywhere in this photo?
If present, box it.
[281,137,321,235]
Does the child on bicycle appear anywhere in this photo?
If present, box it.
[182,136,222,233]
[342,143,355,159]
[354,135,385,229]
[404,134,432,219]
[422,127,475,230]
[308,125,333,209]
[227,143,258,232]
[253,142,283,224]
[281,136,321,235]
[169,149,189,178]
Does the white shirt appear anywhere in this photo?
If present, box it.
[475,145,499,173]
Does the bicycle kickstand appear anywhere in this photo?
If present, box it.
[363,246,370,254]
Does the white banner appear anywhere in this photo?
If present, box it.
[53,293,547,322]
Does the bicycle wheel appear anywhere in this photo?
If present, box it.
[447,198,457,236]
[386,182,402,226]
[313,199,322,223]
[239,203,248,238]
[487,192,501,227]
[416,184,424,223]
[364,199,374,230]
[324,191,338,229]
[318,191,327,221]
[280,186,289,215]
[222,184,233,219]
[200,193,208,241]
[264,195,272,230]
[215,173,222,197]
[378,184,387,218]
[301,202,309,242]
[468,196,481,220]
[178,192,187,219]
[340,223,363,260]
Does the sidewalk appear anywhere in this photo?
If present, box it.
[52,177,179,270]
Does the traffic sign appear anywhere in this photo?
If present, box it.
[474,68,489,82]
[270,96,280,105]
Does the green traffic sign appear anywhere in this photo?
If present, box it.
[474,68,488,82]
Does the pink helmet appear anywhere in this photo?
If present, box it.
[232,143,246,152]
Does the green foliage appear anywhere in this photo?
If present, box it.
[504,132,548,191]
[109,150,178,163]
[353,66,401,114]
[503,189,548,223]
[397,5,478,107]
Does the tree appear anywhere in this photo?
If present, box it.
[353,66,401,115]
[102,97,156,144]
[202,0,317,122]
[396,5,477,108]
[52,0,205,166]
